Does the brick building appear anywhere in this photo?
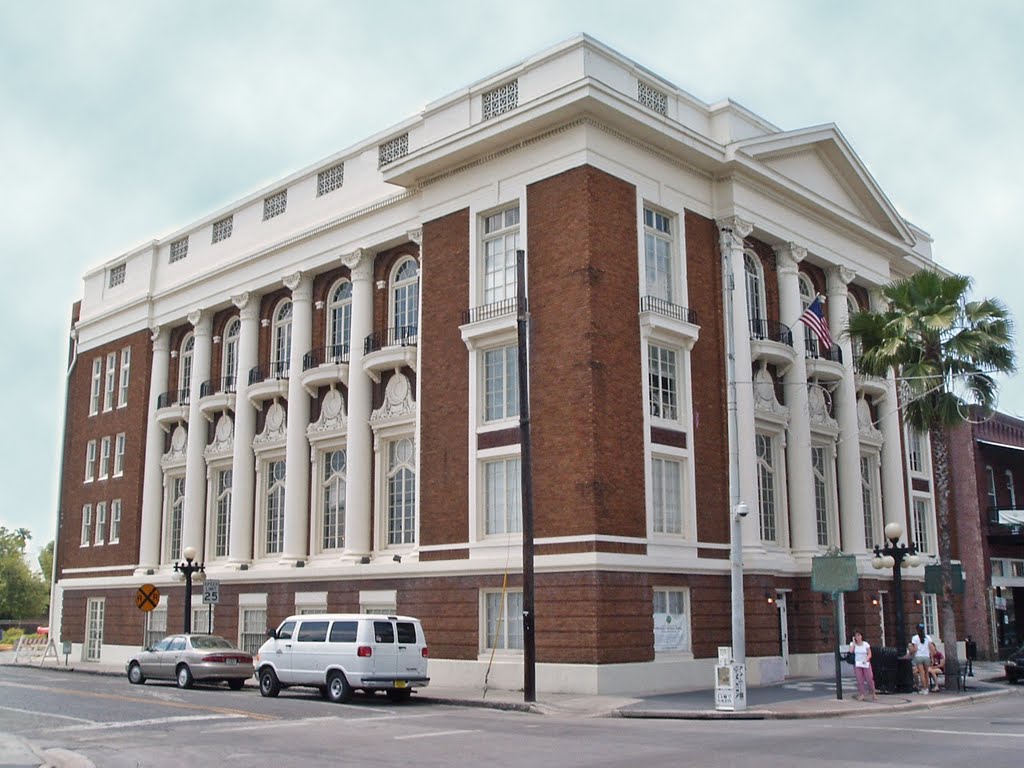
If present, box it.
[53,35,947,694]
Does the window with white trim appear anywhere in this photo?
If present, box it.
[193,605,213,634]
[321,449,346,550]
[239,607,267,655]
[861,454,881,549]
[386,438,416,546]
[643,207,673,302]
[484,345,518,423]
[908,429,927,475]
[648,344,678,421]
[391,258,419,337]
[80,504,92,546]
[114,433,125,477]
[103,352,117,411]
[327,281,352,360]
[179,334,194,397]
[272,300,292,377]
[110,499,121,543]
[164,475,185,562]
[89,358,102,415]
[922,593,938,639]
[85,598,105,661]
[263,459,286,555]
[263,190,287,220]
[145,603,167,648]
[482,206,520,305]
[213,468,232,558]
[222,318,240,389]
[117,347,130,407]
[798,274,818,355]
[653,588,691,653]
[483,456,521,535]
[98,436,111,480]
[85,440,96,482]
[651,456,684,535]
[483,589,523,651]
[755,433,778,543]
[95,501,107,545]
[744,251,766,322]
[1008,470,1018,509]
[986,465,998,509]
[812,445,834,547]
[912,496,933,555]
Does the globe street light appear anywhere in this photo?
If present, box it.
[871,522,920,689]
[173,545,205,634]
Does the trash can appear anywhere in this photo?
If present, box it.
[871,647,915,693]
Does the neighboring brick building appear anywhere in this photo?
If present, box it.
[949,411,1024,659]
[53,35,948,694]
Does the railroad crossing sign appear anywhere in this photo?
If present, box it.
[202,579,220,605]
[135,584,160,612]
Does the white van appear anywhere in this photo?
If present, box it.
[254,613,429,703]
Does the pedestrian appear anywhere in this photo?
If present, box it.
[848,630,878,701]
[909,623,935,694]
[929,648,945,691]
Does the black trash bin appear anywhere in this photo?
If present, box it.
[871,647,915,693]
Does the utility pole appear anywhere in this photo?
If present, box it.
[516,249,536,703]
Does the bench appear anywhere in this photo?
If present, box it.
[932,658,969,691]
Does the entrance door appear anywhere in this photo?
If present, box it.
[776,592,790,676]
[85,597,105,661]
[877,593,887,647]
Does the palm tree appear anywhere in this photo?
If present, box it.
[848,270,1015,684]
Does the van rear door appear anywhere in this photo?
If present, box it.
[371,620,398,682]
[395,620,426,679]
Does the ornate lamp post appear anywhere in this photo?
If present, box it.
[173,545,205,634]
[871,522,921,654]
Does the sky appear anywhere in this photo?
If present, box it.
[1,0,1022,557]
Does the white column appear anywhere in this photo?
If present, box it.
[228,292,260,567]
[182,311,213,558]
[827,267,866,553]
[282,272,314,563]
[717,218,759,548]
[343,249,374,558]
[871,288,909,535]
[137,326,170,572]
[775,244,817,556]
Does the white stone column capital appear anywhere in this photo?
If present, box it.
[407,228,423,246]
[716,216,753,250]
[188,310,212,336]
[151,325,169,350]
[232,292,261,320]
[342,249,374,282]
[774,243,807,274]
[826,265,857,295]
[868,286,889,312]
[283,271,313,300]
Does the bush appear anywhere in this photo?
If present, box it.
[3,627,25,645]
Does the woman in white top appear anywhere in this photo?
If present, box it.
[848,630,877,701]
[908,623,936,694]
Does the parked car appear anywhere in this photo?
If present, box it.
[1006,644,1024,684]
[254,614,429,703]
[126,634,254,689]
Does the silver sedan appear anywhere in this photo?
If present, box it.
[126,634,254,690]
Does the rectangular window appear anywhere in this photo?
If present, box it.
[317,163,345,196]
[812,446,831,547]
[85,598,105,661]
[110,499,121,543]
[387,439,416,546]
[912,497,932,554]
[861,455,879,549]
[652,457,683,535]
[484,346,518,422]
[330,621,358,642]
[80,504,92,546]
[90,358,102,415]
[922,593,938,638]
[648,344,678,421]
[193,605,213,634]
[484,589,523,651]
[321,449,346,551]
[85,440,96,482]
[908,429,926,474]
[108,263,125,288]
[239,608,267,655]
[166,476,185,562]
[114,433,126,477]
[482,79,519,120]
[482,206,520,305]
[95,502,107,545]
[265,460,286,555]
[484,457,522,535]
[103,352,117,411]
[755,433,777,543]
[169,237,189,263]
[653,588,690,652]
[212,215,233,243]
[1008,470,1018,509]
[297,621,330,643]
[118,347,131,407]
[263,190,287,220]
[214,469,232,558]
[98,436,111,479]
[986,465,998,509]
[145,606,167,648]
[643,207,673,302]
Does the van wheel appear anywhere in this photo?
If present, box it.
[326,671,352,703]
[386,688,412,703]
[259,668,281,697]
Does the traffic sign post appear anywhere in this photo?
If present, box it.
[812,551,859,701]
[202,579,220,605]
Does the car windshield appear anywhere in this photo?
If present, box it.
[189,635,233,650]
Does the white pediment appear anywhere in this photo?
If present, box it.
[760,148,871,221]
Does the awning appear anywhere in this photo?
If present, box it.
[976,439,1024,454]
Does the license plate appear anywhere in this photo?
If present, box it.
[394,680,406,688]
[226,659,237,666]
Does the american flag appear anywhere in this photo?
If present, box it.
[798,296,833,349]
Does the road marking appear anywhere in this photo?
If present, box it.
[394,729,479,740]
[57,714,244,732]
[0,705,95,724]
[204,712,452,734]
[828,724,1024,739]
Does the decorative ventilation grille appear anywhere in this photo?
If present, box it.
[263,190,287,220]
[169,237,189,263]
[378,133,409,167]
[212,216,233,243]
[637,81,668,115]
[482,79,519,120]
[317,163,345,196]
[108,263,126,288]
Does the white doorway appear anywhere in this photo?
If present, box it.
[776,592,790,676]
[85,597,105,661]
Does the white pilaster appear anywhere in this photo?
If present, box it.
[775,244,816,556]
[137,326,169,572]
[343,249,374,557]
[827,267,866,553]
[282,272,313,563]
[228,292,260,566]
[182,310,213,558]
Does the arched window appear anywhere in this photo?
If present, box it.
[178,333,194,400]
[265,460,286,555]
[321,450,346,550]
[327,280,352,362]
[798,274,817,356]
[744,252,766,324]
[392,258,419,340]
[387,437,416,545]
[272,300,292,377]
[222,317,240,390]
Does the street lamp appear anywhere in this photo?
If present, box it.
[871,522,920,656]
[173,545,205,634]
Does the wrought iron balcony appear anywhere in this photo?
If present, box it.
[804,339,843,364]
[304,344,350,371]
[248,361,290,386]
[988,506,1024,539]
[199,376,237,397]
[749,318,793,347]
[156,389,190,409]
[461,297,526,325]
[640,295,697,325]
[364,325,418,355]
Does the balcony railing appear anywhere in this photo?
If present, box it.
[303,344,350,371]
[804,339,843,364]
[199,376,237,397]
[364,325,418,355]
[157,389,190,409]
[461,297,526,325]
[749,318,793,347]
[988,506,1024,534]
[248,361,290,386]
[640,295,697,325]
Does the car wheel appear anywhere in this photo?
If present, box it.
[259,667,281,698]
[386,688,412,703]
[127,662,146,685]
[325,671,352,704]
[227,679,244,691]
[176,664,194,689]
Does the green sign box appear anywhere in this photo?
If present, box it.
[811,554,860,593]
